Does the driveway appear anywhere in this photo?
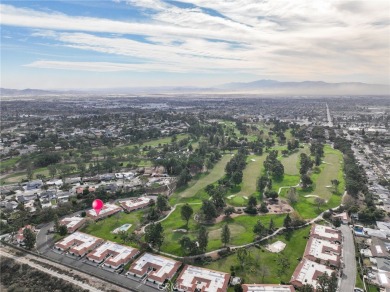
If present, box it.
[339,224,356,292]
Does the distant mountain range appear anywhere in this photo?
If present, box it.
[1,79,389,96]
[217,80,390,95]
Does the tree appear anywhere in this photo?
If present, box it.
[259,202,268,213]
[272,162,284,178]
[232,170,243,185]
[245,196,257,214]
[286,187,298,204]
[236,248,250,270]
[177,169,192,187]
[253,220,267,237]
[276,256,290,278]
[23,228,36,250]
[266,191,278,201]
[119,230,128,243]
[300,284,314,292]
[331,179,340,193]
[179,236,196,255]
[58,225,68,236]
[257,175,269,193]
[221,224,230,247]
[201,200,217,221]
[156,195,170,213]
[283,214,292,229]
[53,214,60,232]
[314,197,325,211]
[197,226,208,253]
[147,207,159,221]
[259,264,270,283]
[224,206,235,217]
[300,174,312,189]
[181,204,194,227]
[268,218,275,232]
[234,284,243,292]
[145,222,164,250]
[26,165,34,181]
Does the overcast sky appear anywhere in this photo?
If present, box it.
[1,0,389,89]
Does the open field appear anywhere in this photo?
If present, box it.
[228,155,265,207]
[204,225,311,284]
[160,204,285,255]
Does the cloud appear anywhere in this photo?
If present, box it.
[1,0,389,84]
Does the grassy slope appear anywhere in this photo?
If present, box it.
[81,210,144,246]
[205,225,311,284]
[171,154,232,202]
[160,204,285,256]
[278,145,344,219]
[228,154,266,207]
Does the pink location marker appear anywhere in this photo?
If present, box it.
[92,199,104,215]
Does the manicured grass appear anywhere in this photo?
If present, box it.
[81,210,144,246]
[228,155,265,207]
[204,225,311,284]
[310,153,342,200]
[281,147,309,175]
[277,146,344,219]
[171,155,232,202]
[160,204,285,256]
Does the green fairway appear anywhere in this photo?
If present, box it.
[228,155,265,207]
[281,147,309,175]
[310,152,343,200]
[204,225,311,284]
[277,146,344,219]
[159,204,285,256]
[173,154,232,201]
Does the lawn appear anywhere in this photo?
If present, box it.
[81,209,145,246]
[281,147,309,175]
[159,204,286,256]
[204,225,311,284]
[277,146,344,219]
[171,155,232,202]
[0,157,20,172]
[228,155,266,207]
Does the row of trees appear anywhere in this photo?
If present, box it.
[263,150,284,179]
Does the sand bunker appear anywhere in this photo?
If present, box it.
[266,240,286,253]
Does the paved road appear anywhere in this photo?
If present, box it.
[340,225,356,292]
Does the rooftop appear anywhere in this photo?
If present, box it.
[60,216,85,229]
[242,284,295,292]
[304,237,341,265]
[87,203,121,217]
[291,259,334,287]
[56,232,102,251]
[310,224,341,241]
[176,265,230,292]
[87,241,138,265]
[128,252,181,281]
